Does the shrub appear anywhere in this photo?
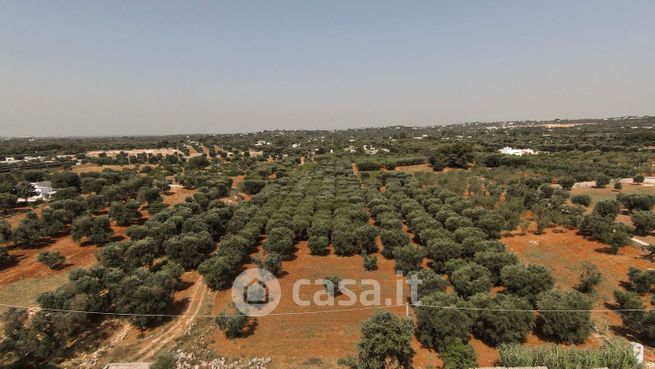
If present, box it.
[0,247,12,265]
[571,194,591,207]
[363,254,377,271]
[595,174,610,188]
[308,235,329,255]
[577,263,602,294]
[150,351,176,369]
[501,264,554,304]
[355,224,378,254]
[450,263,493,298]
[558,176,576,191]
[415,292,473,350]
[356,311,414,369]
[537,290,592,343]
[633,174,645,184]
[440,340,477,369]
[323,276,343,296]
[37,251,66,269]
[215,304,251,338]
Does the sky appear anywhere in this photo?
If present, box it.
[1,1,654,137]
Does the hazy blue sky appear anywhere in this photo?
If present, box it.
[1,1,654,136]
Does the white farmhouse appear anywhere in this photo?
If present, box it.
[498,146,536,156]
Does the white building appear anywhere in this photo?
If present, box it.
[26,181,56,202]
[498,146,536,156]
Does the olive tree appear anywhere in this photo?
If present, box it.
[537,291,592,343]
[501,264,554,304]
[355,311,414,369]
[415,292,474,350]
[450,263,493,298]
[469,293,535,344]
[37,251,66,269]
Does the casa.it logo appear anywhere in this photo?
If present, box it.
[231,268,281,317]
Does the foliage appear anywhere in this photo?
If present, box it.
[215,304,252,339]
[392,245,424,275]
[571,194,591,207]
[363,254,377,271]
[631,210,655,235]
[501,264,554,304]
[323,276,343,296]
[415,292,473,350]
[440,340,477,369]
[469,293,535,345]
[500,338,640,369]
[450,263,492,298]
[37,251,66,269]
[627,266,655,294]
[150,351,176,369]
[577,263,602,294]
[537,290,592,343]
[356,311,414,369]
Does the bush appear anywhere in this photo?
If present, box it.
[537,290,592,343]
[501,264,554,304]
[215,304,251,338]
[415,292,473,350]
[633,174,645,184]
[558,176,576,191]
[150,351,176,369]
[577,263,602,294]
[450,263,492,298]
[499,338,640,369]
[363,254,377,271]
[37,251,66,269]
[631,210,655,235]
[0,220,11,243]
[0,247,12,265]
[440,340,477,369]
[323,276,343,296]
[571,194,591,207]
[595,174,610,188]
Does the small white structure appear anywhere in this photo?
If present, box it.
[499,146,536,156]
[27,181,56,202]
[102,363,153,369]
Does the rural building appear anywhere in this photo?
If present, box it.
[27,181,56,202]
[498,146,536,156]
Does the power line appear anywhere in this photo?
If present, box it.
[1,301,653,319]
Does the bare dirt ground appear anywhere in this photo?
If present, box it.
[208,240,444,369]
[503,228,655,361]
[163,186,197,206]
[71,164,141,173]
[393,163,433,172]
